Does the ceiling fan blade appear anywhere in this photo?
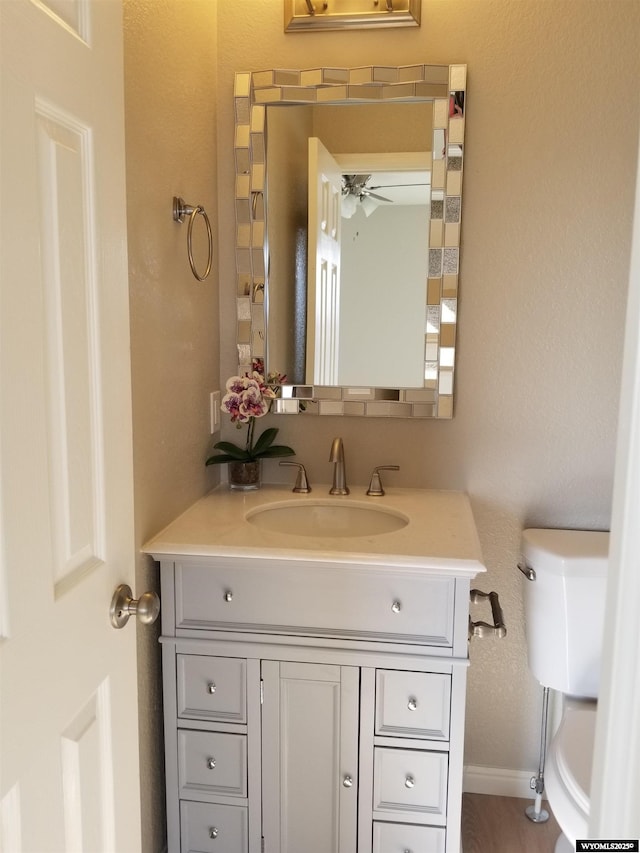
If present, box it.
[365,191,393,203]
[369,183,430,190]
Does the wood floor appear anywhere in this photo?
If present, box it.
[461,793,562,853]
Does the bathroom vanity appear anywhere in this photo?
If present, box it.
[144,486,486,853]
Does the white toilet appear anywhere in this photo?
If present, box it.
[521,527,609,853]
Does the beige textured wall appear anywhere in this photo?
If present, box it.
[123,2,219,849]
[313,102,432,152]
[216,0,640,778]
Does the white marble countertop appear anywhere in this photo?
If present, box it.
[143,485,486,575]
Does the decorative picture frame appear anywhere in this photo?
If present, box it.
[284,0,421,32]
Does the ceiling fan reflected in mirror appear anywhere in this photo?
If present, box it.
[341,172,430,218]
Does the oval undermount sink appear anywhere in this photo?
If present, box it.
[245,501,409,538]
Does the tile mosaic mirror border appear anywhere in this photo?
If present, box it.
[233,64,467,419]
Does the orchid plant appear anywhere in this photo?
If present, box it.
[205,364,295,466]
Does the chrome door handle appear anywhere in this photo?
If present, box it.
[110,584,160,629]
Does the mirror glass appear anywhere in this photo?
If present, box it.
[233,65,467,418]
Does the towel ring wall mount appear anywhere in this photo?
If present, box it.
[172,196,213,281]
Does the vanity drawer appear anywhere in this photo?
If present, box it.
[175,561,455,645]
[178,730,247,799]
[372,820,446,853]
[375,670,451,740]
[373,747,448,822]
[177,655,246,723]
[180,801,248,853]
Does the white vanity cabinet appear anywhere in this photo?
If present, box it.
[157,556,475,853]
[145,486,486,853]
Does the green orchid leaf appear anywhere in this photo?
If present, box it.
[251,427,279,455]
[205,453,245,465]
[210,441,251,461]
[255,445,295,459]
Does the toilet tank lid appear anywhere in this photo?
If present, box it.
[522,528,609,577]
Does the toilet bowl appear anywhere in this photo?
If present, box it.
[546,697,596,851]
[521,528,608,851]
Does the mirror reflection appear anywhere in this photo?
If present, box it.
[234,65,467,419]
[267,103,433,388]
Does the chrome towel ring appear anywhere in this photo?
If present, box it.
[172,196,213,281]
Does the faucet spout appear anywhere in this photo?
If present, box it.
[329,437,349,495]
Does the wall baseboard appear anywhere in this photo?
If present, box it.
[463,764,544,800]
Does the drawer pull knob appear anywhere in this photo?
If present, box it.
[209,827,219,839]
[391,600,402,613]
[405,774,415,788]
[342,774,353,788]
[207,682,217,694]
[207,757,217,770]
[407,697,418,711]
[224,590,233,602]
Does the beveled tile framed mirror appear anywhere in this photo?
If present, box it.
[233,64,467,418]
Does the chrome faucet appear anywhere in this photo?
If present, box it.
[329,437,349,495]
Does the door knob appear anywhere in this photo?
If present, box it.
[110,584,160,629]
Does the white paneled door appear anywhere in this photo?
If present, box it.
[0,1,141,850]
[307,137,342,386]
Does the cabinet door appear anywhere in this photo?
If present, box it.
[261,660,359,853]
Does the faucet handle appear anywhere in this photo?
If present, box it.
[280,461,311,493]
[366,465,400,497]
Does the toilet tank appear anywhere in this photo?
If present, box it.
[521,528,609,698]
